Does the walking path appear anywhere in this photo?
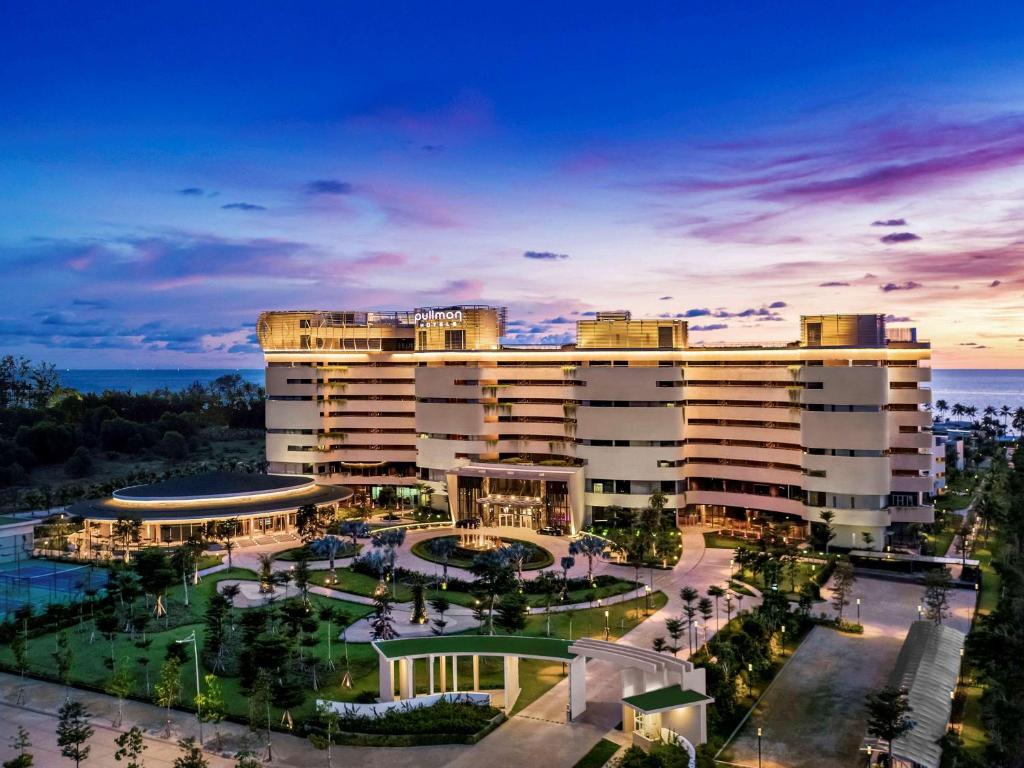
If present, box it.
[0,526,752,768]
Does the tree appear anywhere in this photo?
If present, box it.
[196,674,226,751]
[865,686,915,766]
[679,586,699,654]
[296,503,330,542]
[408,576,427,624]
[664,617,685,656]
[293,554,313,605]
[818,510,836,554]
[471,548,516,635]
[427,536,458,586]
[504,541,532,583]
[339,520,369,550]
[559,554,575,588]
[310,535,346,581]
[4,726,33,768]
[369,592,400,641]
[53,631,74,699]
[249,669,274,762]
[422,595,448,637]
[923,567,952,625]
[134,548,175,620]
[934,399,948,421]
[158,430,189,460]
[830,561,856,624]
[63,446,94,479]
[697,597,714,651]
[113,727,147,768]
[56,700,93,768]
[309,702,342,768]
[495,591,529,635]
[532,571,560,637]
[105,662,134,727]
[707,585,726,632]
[568,535,608,585]
[154,656,183,738]
[257,553,275,594]
[234,747,262,768]
[172,737,208,768]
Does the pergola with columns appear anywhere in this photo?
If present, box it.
[371,634,711,749]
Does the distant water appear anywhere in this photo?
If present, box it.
[930,369,1024,415]
[56,368,1023,412]
[59,369,264,394]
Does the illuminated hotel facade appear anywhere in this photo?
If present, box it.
[257,307,933,549]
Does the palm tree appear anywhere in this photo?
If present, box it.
[428,537,458,586]
[951,403,966,421]
[999,405,1011,431]
[1013,407,1024,436]
[257,553,275,594]
[559,555,575,587]
[965,405,978,424]
[934,399,949,421]
[568,535,608,585]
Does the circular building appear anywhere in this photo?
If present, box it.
[69,471,352,553]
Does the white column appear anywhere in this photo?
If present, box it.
[429,655,435,694]
[568,656,587,720]
[378,657,393,702]
[452,655,459,692]
[398,658,411,699]
[503,655,520,711]
[473,654,480,691]
[440,655,447,693]
[406,657,416,698]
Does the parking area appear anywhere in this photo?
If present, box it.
[723,576,975,768]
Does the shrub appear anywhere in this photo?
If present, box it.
[63,446,94,478]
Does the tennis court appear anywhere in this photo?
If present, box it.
[0,560,108,617]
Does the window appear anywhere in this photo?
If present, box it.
[658,326,674,348]
[444,330,465,350]
[806,322,822,346]
[418,331,427,348]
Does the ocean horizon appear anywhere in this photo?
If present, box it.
[55,367,1024,415]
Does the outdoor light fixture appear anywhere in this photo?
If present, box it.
[757,726,763,768]
[176,631,203,746]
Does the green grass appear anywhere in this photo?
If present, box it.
[573,738,620,768]
[274,542,360,562]
[703,532,752,550]
[0,568,374,722]
[309,568,413,602]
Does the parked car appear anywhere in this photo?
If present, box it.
[537,525,562,536]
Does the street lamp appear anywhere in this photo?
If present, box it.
[856,597,861,625]
[917,604,923,620]
[644,584,652,615]
[780,625,787,655]
[757,726,763,768]
[176,631,203,747]
[748,662,755,698]
[604,610,610,640]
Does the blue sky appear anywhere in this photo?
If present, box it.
[3,1,1024,367]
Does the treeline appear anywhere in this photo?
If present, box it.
[963,445,1024,766]
[0,355,264,488]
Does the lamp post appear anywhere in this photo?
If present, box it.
[757,726,763,768]
[176,631,203,747]
[748,662,755,699]
[917,604,923,621]
[780,625,787,656]
[856,597,861,625]
[604,610,610,641]
[644,584,652,616]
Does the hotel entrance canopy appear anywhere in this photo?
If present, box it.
[446,462,585,535]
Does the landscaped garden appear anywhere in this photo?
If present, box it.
[410,534,555,570]
[0,529,669,753]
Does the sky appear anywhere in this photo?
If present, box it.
[2,1,1024,368]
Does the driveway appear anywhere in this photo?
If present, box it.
[724,575,976,768]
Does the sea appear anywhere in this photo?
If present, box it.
[56,368,1024,414]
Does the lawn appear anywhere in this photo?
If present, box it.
[0,555,668,734]
[573,738,620,768]
[308,565,639,609]
[274,542,360,562]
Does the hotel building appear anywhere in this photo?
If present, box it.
[257,307,933,549]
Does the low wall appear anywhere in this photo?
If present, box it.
[317,691,491,717]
